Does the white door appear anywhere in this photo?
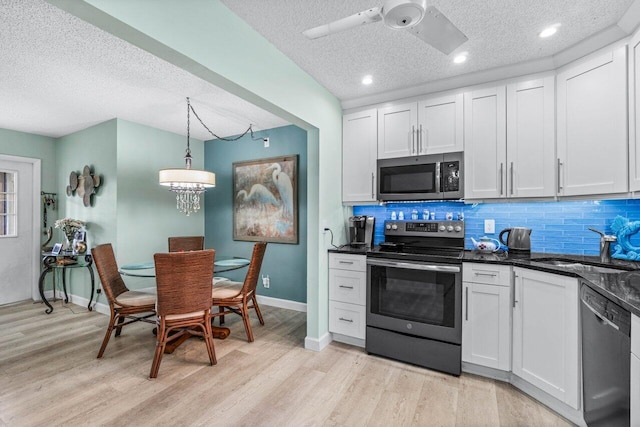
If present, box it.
[0,158,37,305]
[343,109,378,203]
[377,102,418,159]
[463,86,507,199]
[417,93,464,155]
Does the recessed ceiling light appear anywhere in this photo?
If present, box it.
[453,53,467,64]
[539,24,561,38]
[362,75,373,85]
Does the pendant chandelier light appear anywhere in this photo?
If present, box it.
[159,98,215,216]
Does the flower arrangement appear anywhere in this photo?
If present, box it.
[54,218,86,244]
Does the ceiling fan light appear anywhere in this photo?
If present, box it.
[383,0,427,29]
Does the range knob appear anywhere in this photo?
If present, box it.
[447,226,454,232]
[385,224,391,230]
[391,224,398,230]
[439,225,446,232]
[454,226,462,232]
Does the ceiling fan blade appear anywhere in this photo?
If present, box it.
[303,7,382,39]
[406,6,467,55]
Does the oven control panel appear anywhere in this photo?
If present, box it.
[384,220,465,237]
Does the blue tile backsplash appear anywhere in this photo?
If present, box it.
[353,199,640,255]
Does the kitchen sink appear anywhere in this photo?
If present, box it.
[534,259,630,274]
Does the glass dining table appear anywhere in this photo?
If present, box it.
[119,256,250,277]
[119,255,250,351]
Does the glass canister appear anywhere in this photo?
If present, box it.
[411,209,418,220]
[422,209,429,220]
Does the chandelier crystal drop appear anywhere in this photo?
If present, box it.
[158,97,215,215]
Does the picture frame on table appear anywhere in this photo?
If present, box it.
[51,243,63,255]
[232,155,298,244]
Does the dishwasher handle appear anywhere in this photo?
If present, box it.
[581,298,620,331]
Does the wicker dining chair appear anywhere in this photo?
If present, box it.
[211,242,267,342]
[92,243,156,359]
[150,249,217,378]
[168,236,204,252]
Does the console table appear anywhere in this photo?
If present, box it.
[38,251,95,314]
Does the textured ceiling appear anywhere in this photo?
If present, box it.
[0,0,289,139]
[221,0,635,103]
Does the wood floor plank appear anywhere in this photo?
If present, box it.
[0,301,575,427]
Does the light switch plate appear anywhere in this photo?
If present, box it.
[484,219,495,234]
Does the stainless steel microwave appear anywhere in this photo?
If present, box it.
[377,152,463,201]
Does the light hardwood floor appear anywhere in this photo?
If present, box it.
[0,300,572,427]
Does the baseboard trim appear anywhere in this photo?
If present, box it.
[256,295,306,312]
[462,361,511,382]
[305,332,332,352]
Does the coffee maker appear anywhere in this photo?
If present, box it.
[348,216,375,248]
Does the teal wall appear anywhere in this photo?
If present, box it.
[204,125,308,303]
[67,0,344,343]
[56,120,118,299]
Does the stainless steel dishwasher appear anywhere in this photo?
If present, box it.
[581,283,631,426]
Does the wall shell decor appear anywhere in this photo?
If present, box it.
[67,165,101,207]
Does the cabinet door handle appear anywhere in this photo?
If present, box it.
[371,173,375,199]
[499,163,504,195]
[557,158,563,193]
[465,286,469,321]
[512,271,518,308]
[419,124,423,154]
[411,125,416,154]
[339,317,353,323]
[474,272,497,277]
[510,162,514,195]
[338,261,354,264]
[339,285,354,289]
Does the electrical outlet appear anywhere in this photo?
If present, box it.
[263,137,270,148]
[484,219,495,234]
[322,220,329,234]
[262,274,270,288]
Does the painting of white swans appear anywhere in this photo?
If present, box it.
[233,155,297,243]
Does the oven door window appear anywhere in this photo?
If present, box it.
[369,264,456,327]
[379,163,437,195]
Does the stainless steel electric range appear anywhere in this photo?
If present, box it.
[366,220,464,376]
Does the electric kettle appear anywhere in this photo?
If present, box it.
[499,227,532,252]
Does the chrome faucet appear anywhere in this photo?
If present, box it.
[588,228,617,263]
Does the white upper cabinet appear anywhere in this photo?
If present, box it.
[557,46,628,196]
[464,86,507,199]
[342,109,377,203]
[377,102,418,159]
[629,31,640,192]
[506,77,556,198]
[417,93,464,154]
[465,77,555,200]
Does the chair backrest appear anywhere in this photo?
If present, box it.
[154,249,215,316]
[241,242,267,296]
[168,236,204,252]
[92,243,129,303]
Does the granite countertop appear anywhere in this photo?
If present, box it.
[328,246,640,318]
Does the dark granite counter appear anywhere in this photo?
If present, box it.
[328,245,369,255]
[464,250,640,318]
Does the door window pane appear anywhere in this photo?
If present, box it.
[0,171,17,236]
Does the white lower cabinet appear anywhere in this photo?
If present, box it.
[462,263,512,371]
[512,267,580,410]
[632,314,639,426]
[328,253,366,342]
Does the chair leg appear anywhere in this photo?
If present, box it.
[114,316,126,337]
[218,306,225,325]
[97,311,117,359]
[150,323,167,379]
[202,320,217,366]
[252,295,265,326]
[241,305,254,342]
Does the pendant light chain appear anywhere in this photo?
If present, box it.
[187,97,258,141]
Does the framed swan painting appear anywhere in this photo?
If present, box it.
[232,155,298,244]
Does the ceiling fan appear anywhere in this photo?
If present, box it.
[302,0,468,55]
